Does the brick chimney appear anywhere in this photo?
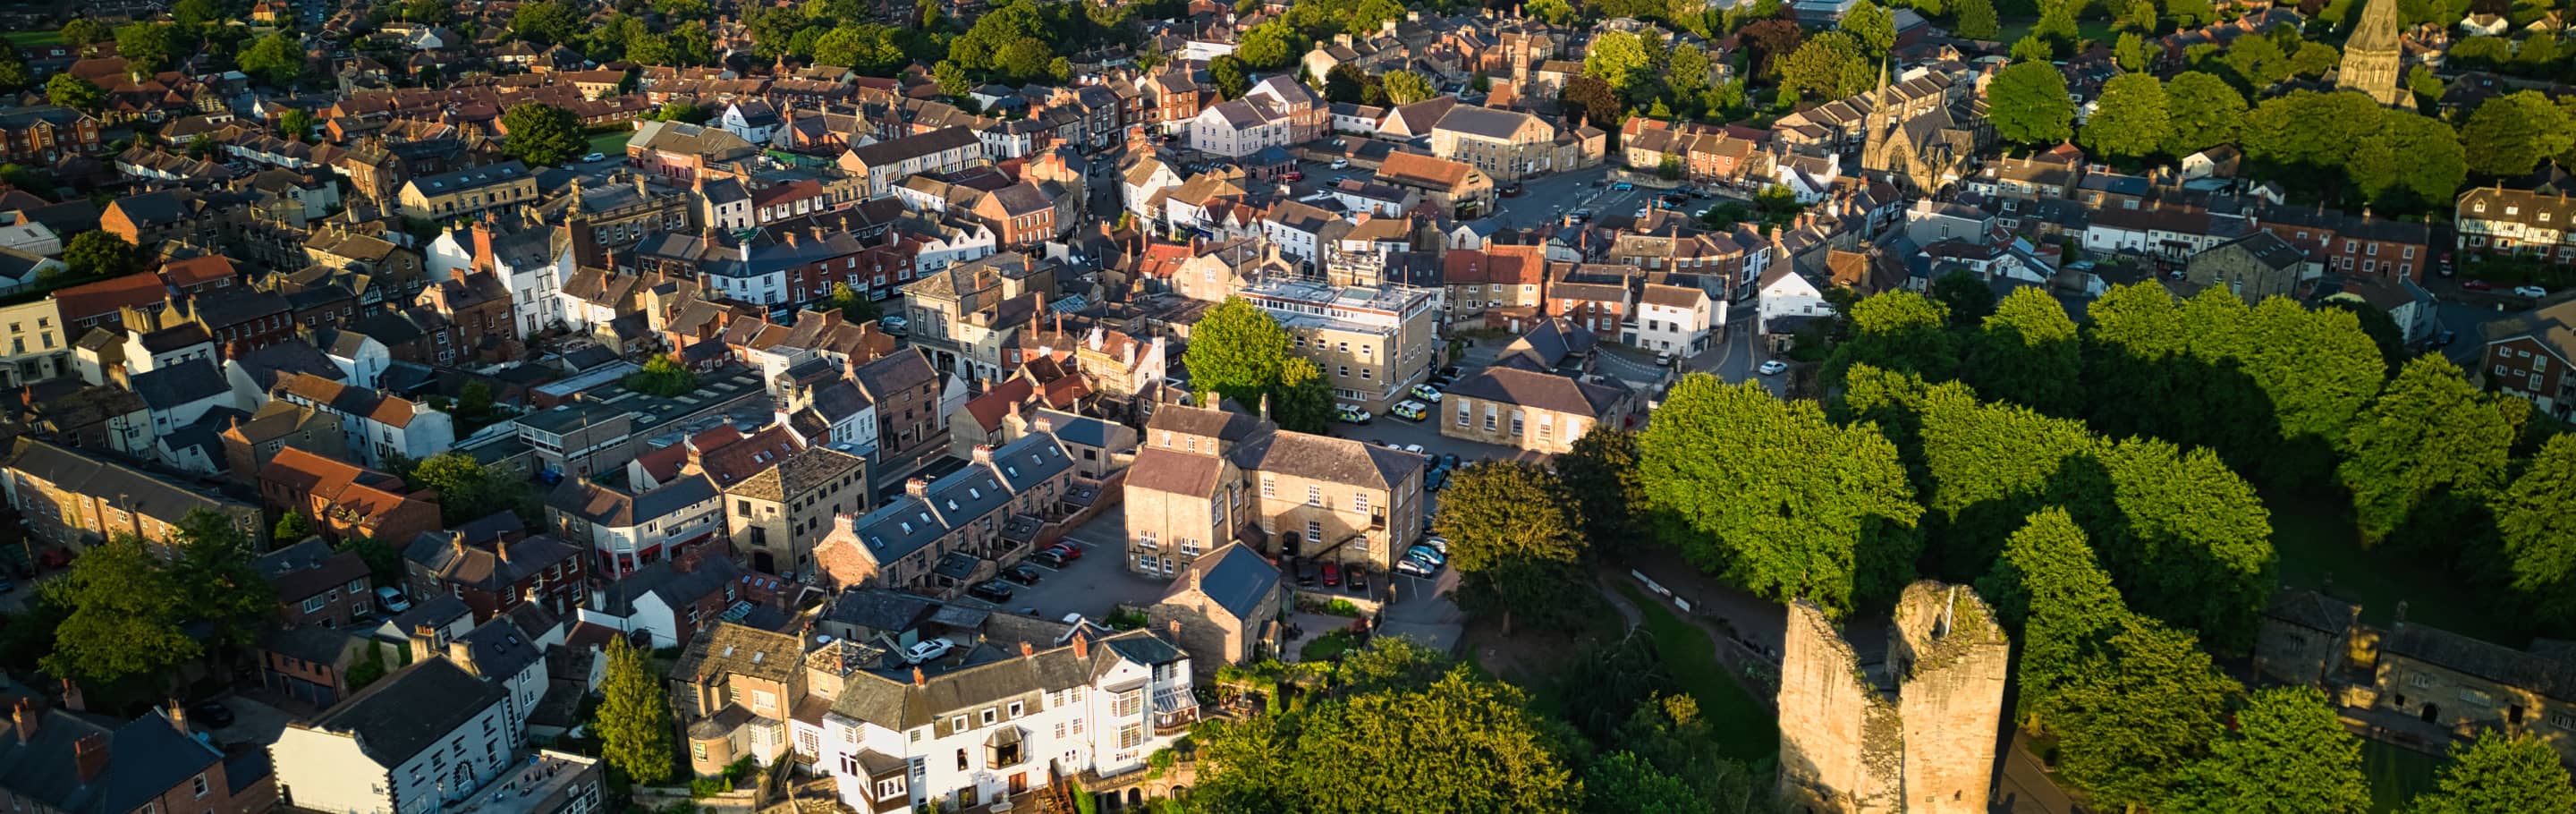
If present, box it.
[905,477,931,499]
[1072,633,1089,660]
[11,698,37,743]
[447,639,479,676]
[165,699,187,737]
[72,733,108,784]
[1020,641,1035,658]
[410,623,441,665]
[59,679,82,713]
[970,445,993,465]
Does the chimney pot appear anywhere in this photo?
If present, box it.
[1072,634,1089,659]
[72,733,108,784]
[1020,641,1035,657]
[11,699,36,743]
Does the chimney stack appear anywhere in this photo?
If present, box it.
[410,623,440,666]
[11,699,37,743]
[1020,641,1035,658]
[166,699,187,737]
[72,733,108,784]
[970,445,993,465]
[1072,633,1089,660]
[905,477,931,499]
[58,679,82,713]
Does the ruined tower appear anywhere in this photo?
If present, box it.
[1776,581,2012,814]
[2337,0,2412,108]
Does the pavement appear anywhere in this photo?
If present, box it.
[973,505,1171,624]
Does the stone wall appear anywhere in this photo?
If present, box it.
[1775,581,2011,814]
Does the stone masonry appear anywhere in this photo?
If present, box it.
[1776,581,2012,814]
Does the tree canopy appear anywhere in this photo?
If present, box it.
[498,103,586,166]
[2408,732,2576,814]
[1434,462,1593,633]
[597,633,676,784]
[1989,61,2075,145]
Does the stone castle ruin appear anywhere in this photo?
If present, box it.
[1775,581,2012,814]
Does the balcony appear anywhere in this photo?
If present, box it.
[1151,687,1200,736]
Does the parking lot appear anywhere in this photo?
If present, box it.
[959,506,1171,624]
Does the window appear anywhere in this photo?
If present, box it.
[1117,723,1145,750]
[1353,493,1369,513]
[1306,485,1322,506]
[2408,674,2433,689]
[982,708,998,725]
[957,749,970,771]
[952,715,969,732]
[693,742,708,760]
[193,774,209,798]
[302,596,327,614]
[1456,403,1470,426]
[1009,701,1023,717]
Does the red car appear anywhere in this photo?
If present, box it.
[2462,279,2495,291]
[1321,562,1343,587]
[1046,543,1083,561]
[1280,170,1304,181]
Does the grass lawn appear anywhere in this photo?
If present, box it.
[4,30,64,47]
[2265,492,2517,644]
[1300,630,1362,662]
[1991,17,2122,47]
[2362,739,2444,812]
[584,130,631,157]
[1615,582,1779,762]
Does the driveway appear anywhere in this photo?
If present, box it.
[982,507,1173,624]
[199,693,296,750]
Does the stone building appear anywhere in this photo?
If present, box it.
[1776,581,2011,814]
[2375,621,2576,763]
[1122,399,1423,579]
[1148,542,1285,669]
[722,445,870,576]
[1436,359,1633,454]
[2252,588,2360,687]
[2337,0,2411,107]
[2184,231,2306,306]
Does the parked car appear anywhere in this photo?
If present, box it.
[1501,182,1524,197]
[903,638,957,664]
[1336,404,1374,425]
[581,151,606,163]
[1656,352,1674,367]
[2462,279,2495,292]
[188,700,236,729]
[1611,181,1635,191]
[1045,543,1084,561]
[1394,558,1436,577]
[1425,468,1448,491]
[1297,559,1320,586]
[1409,384,1444,403]
[1347,565,1370,592]
[1030,550,1071,568]
[880,315,911,334]
[1758,360,1790,376]
[2516,285,2549,299]
[1438,454,1461,471]
[1423,536,1450,555]
[1322,562,1343,587]
[968,581,1015,602]
[1406,544,1446,567]
[1391,400,1429,421]
[1004,565,1044,585]
[1281,170,1304,181]
[1330,158,1351,169]
[1403,444,1428,459]
[376,586,411,614]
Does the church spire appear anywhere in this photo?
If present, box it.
[1863,59,1893,160]
[2338,0,2411,107]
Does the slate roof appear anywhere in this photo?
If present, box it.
[675,622,803,685]
[2,437,247,531]
[594,553,741,617]
[455,615,544,680]
[406,160,530,194]
[2263,588,2358,634]
[128,358,228,411]
[2384,622,2576,701]
[1167,542,1280,621]
[254,537,372,604]
[1232,430,1419,491]
[1443,364,1629,418]
[0,705,228,814]
[825,588,939,633]
[402,523,581,593]
[303,657,505,767]
[828,629,1182,733]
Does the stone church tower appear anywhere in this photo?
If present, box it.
[2338,0,2412,107]
[1775,581,2012,814]
[1860,63,1969,196]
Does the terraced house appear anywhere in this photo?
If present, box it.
[811,431,1080,598]
[1123,400,1424,578]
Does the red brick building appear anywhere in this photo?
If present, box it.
[257,446,443,547]
[0,106,103,164]
[2256,204,2434,283]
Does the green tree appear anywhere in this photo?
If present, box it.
[335,535,405,587]
[1954,0,2000,39]
[64,231,142,278]
[46,73,106,113]
[278,107,318,142]
[1183,298,1290,409]
[1272,357,1334,434]
[0,45,30,94]
[1237,20,1303,70]
[2011,34,2056,63]
[1639,377,1923,615]
[1210,55,1251,98]
[275,510,312,540]
[511,0,583,44]
[1977,509,2128,727]
[2407,732,2576,814]
[2447,34,2512,67]
[1434,462,1591,633]
[114,22,180,72]
[2171,687,2369,814]
[2461,91,2574,177]
[174,0,223,28]
[171,508,278,658]
[1324,64,1368,103]
[597,633,676,784]
[1824,290,1960,387]
[622,355,699,396]
[1383,70,1436,106]
[2495,435,2576,620]
[1928,268,1996,327]
[2290,41,2341,78]
[2161,71,2247,157]
[1841,0,1895,56]
[1559,75,1623,131]
[1965,288,2082,417]
[2114,32,2151,72]
[1282,669,1580,812]
[2220,31,2291,89]
[411,452,530,524]
[2081,72,2170,160]
[1527,0,1576,24]
[39,534,199,688]
[498,102,586,166]
[2336,356,2515,546]
[61,18,112,46]
[1989,61,2075,144]
[1585,30,1654,101]
[828,282,880,323]
[1781,30,1871,101]
[1555,425,1647,555]
[2407,64,2445,105]
[2050,615,2241,810]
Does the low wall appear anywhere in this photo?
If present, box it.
[631,787,760,814]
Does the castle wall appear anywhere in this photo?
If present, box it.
[1777,582,2012,814]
